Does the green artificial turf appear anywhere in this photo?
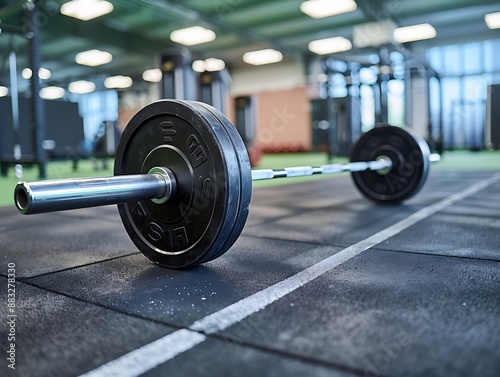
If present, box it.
[0,150,499,208]
[0,159,115,209]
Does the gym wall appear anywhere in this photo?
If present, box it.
[230,62,312,152]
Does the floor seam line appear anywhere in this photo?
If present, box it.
[16,278,187,330]
[375,247,500,263]
[203,332,369,377]
[18,252,141,280]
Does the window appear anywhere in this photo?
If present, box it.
[442,45,462,76]
[426,39,500,149]
[462,43,482,75]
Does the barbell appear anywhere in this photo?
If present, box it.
[14,100,438,269]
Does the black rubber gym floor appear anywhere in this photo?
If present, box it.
[1,169,499,377]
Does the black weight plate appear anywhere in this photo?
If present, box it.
[177,101,246,264]
[192,102,252,263]
[114,100,243,269]
[350,124,430,203]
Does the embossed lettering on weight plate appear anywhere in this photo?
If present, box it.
[383,173,408,193]
[136,145,148,161]
[147,222,189,249]
[178,176,213,225]
[186,135,208,168]
[198,176,213,199]
[397,162,415,178]
[160,121,177,143]
[132,202,147,227]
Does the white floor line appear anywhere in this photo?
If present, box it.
[79,173,500,377]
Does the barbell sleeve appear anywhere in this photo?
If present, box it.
[430,153,441,162]
[15,167,176,215]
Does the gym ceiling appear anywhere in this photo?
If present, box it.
[0,0,499,88]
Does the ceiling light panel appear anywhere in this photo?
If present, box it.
[142,68,162,83]
[243,49,283,66]
[300,0,357,19]
[192,60,206,73]
[205,58,226,72]
[61,0,114,21]
[104,75,133,89]
[485,12,500,29]
[192,58,226,73]
[75,49,113,66]
[170,26,216,46]
[40,86,65,100]
[308,36,352,55]
[22,68,51,79]
[0,86,8,97]
[38,68,52,80]
[69,80,96,94]
[22,68,32,79]
[393,23,437,43]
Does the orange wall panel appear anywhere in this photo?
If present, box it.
[254,86,311,151]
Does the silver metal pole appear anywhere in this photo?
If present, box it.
[251,154,440,181]
[251,158,392,181]
[14,154,440,215]
[9,48,21,161]
[429,153,441,162]
[15,167,175,215]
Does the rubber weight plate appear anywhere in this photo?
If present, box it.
[350,124,430,203]
[114,100,248,268]
[193,101,252,264]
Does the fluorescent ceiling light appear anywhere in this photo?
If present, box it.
[61,0,114,21]
[40,86,65,100]
[393,23,436,43]
[38,68,51,80]
[142,68,162,83]
[170,26,216,46]
[193,58,226,72]
[22,67,51,79]
[300,0,357,19]
[0,86,8,97]
[205,58,225,72]
[192,60,206,73]
[69,80,96,94]
[243,49,283,66]
[22,68,32,79]
[485,12,500,29]
[308,36,352,55]
[104,75,133,89]
[75,49,113,66]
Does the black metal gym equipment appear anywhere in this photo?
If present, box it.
[0,0,47,178]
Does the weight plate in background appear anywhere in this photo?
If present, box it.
[350,124,431,203]
[193,102,252,263]
[114,100,246,269]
